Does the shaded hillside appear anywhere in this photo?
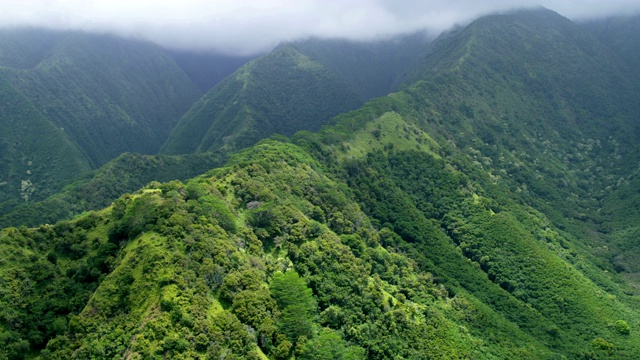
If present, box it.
[0,73,91,212]
[290,33,431,100]
[169,49,256,92]
[409,8,640,225]
[161,35,432,156]
[5,31,201,166]
[582,14,640,76]
[161,45,363,155]
[0,29,202,210]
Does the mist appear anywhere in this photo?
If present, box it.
[1,0,639,55]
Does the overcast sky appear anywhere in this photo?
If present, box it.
[1,1,639,55]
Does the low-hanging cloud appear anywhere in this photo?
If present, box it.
[1,0,639,55]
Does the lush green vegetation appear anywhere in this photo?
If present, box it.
[0,152,227,229]
[0,73,92,213]
[3,7,640,360]
[0,142,504,359]
[0,29,202,210]
[583,14,640,77]
[161,45,364,155]
[289,33,431,100]
[168,49,256,92]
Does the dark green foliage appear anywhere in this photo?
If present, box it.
[5,31,200,166]
[290,33,432,100]
[162,45,364,155]
[0,73,92,211]
[168,49,255,92]
[582,14,640,77]
[0,28,201,210]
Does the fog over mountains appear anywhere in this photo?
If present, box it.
[1,1,639,54]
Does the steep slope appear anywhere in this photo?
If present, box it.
[0,142,559,359]
[289,33,431,100]
[288,7,640,357]
[409,8,640,229]
[169,49,256,92]
[161,35,432,156]
[161,45,363,155]
[5,30,201,166]
[0,73,92,212]
[0,28,202,210]
[582,14,640,76]
[0,152,227,229]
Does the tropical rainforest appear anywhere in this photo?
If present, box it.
[1,7,640,360]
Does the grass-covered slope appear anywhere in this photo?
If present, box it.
[161,45,364,155]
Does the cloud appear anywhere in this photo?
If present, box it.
[1,0,639,54]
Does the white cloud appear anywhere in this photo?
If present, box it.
[1,0,638,54]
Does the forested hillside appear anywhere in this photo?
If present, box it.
[583,14,640,76]
[289,33,431,100]
[0,152,227,229]
[2,7,640,360]
[0,29,202,211]
[1,33,429,229]
[161,35,431,156]
[161,44,364,155]
[168,49,256,92]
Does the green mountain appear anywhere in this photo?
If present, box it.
[0,151,227,229]
[161,44,364,155]
[0,28,201,211]
[0,73,92,212]
[0,34,430,229]
[4,30,201,166]
[161,35,431,156]
[289,33,431,100]
[3,7,640,360]
[582,14,640,76]
[169,49,256,92]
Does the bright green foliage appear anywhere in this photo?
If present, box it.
[299,329,365,360]
[0,152,226,228]
[0,142,506,359]
[270,271,316,341]
[613,320,631,335]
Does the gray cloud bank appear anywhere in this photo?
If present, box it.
[1,0,639,54]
